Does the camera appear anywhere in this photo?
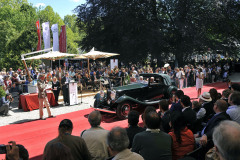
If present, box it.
[0,145,7,154]
[9,95,13,101]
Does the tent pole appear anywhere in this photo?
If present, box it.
[88,58,90,76]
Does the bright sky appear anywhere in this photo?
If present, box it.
[28,0,86,19]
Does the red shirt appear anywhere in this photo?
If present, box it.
[169,127,195,160]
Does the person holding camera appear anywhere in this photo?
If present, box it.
[0,141,29,160]
[0,86,12,116]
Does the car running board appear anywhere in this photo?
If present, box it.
[93,107,116,114]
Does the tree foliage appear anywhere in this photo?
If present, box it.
[0,0,81,70]
[75,0,240,65]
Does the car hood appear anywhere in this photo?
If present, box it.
[113,83,146,91]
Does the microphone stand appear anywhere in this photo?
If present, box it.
[80,84,83,104]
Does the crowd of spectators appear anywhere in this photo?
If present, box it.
[0,59,234,115]
[0,59,234,95]
[1,58,240,159]
[3,82,240,160]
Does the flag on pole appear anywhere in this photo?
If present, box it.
[42,22,51,50]
[59,25,67,53]
[36,20,42,51]
[51,24,59,51]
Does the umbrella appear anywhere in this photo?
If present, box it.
[72,54,88,59]
[82,47,120,75]
[164,63,170,68]
[82,47,119,60]
[23,51,76,61]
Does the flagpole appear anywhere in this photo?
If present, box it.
[39,19,41,51]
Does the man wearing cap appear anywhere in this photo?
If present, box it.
[199,92,214,122]
[44,119,91,160]
[37,74,53,119]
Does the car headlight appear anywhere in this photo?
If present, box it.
[110,91,116,100]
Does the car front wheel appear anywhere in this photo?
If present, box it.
[117,102,132,119]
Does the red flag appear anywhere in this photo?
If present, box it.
[36,20,42,51]
[59,25,67,53]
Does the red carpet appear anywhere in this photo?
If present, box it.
[0,82,229,160]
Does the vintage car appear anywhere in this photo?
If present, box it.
[93,73,178,119]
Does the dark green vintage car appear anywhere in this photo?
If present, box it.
[93,73,177,119]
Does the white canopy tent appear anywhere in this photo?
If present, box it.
[21,48,76,79]
[82,47,120,74]
[82,47,119,60]
[23,51,76,61]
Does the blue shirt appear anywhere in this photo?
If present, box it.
[0,96,10,106]
[227,105,240,124]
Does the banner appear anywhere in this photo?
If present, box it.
[51,24,59,51]
[42,22,51,49]
[110,59,118,70]
[59,25,67,53]
[36,20,41,51]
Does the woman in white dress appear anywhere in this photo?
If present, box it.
[196,68,204,98]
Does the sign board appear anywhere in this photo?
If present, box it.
[28,85,38,93]
[69,82,78,105]
[110,59,118,70]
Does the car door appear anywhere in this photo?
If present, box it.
[145,76,166,100]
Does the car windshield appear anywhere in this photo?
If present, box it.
[136,76,164,85]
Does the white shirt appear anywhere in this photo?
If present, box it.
[176,71,184,79]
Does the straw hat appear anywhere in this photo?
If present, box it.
[199,92,212,102]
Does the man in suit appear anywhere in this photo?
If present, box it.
[170,90,184,112]
[132,111,172,160]
[61,72,70,105]
[56,67,63,84]
[195,99,231,153]
[96,68,102,79]
[159,99,171,133]
[126,110,145,148]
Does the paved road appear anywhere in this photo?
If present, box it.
[0,96,94,127]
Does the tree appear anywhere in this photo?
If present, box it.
[75,0,168,63]
[75,0,240,66]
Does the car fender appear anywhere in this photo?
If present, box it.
[115,95,144,105]
[167,86,178,95]
[115,95,161,106]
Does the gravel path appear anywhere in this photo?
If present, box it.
[0,96,95,127]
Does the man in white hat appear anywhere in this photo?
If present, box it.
[199,92,214,123]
